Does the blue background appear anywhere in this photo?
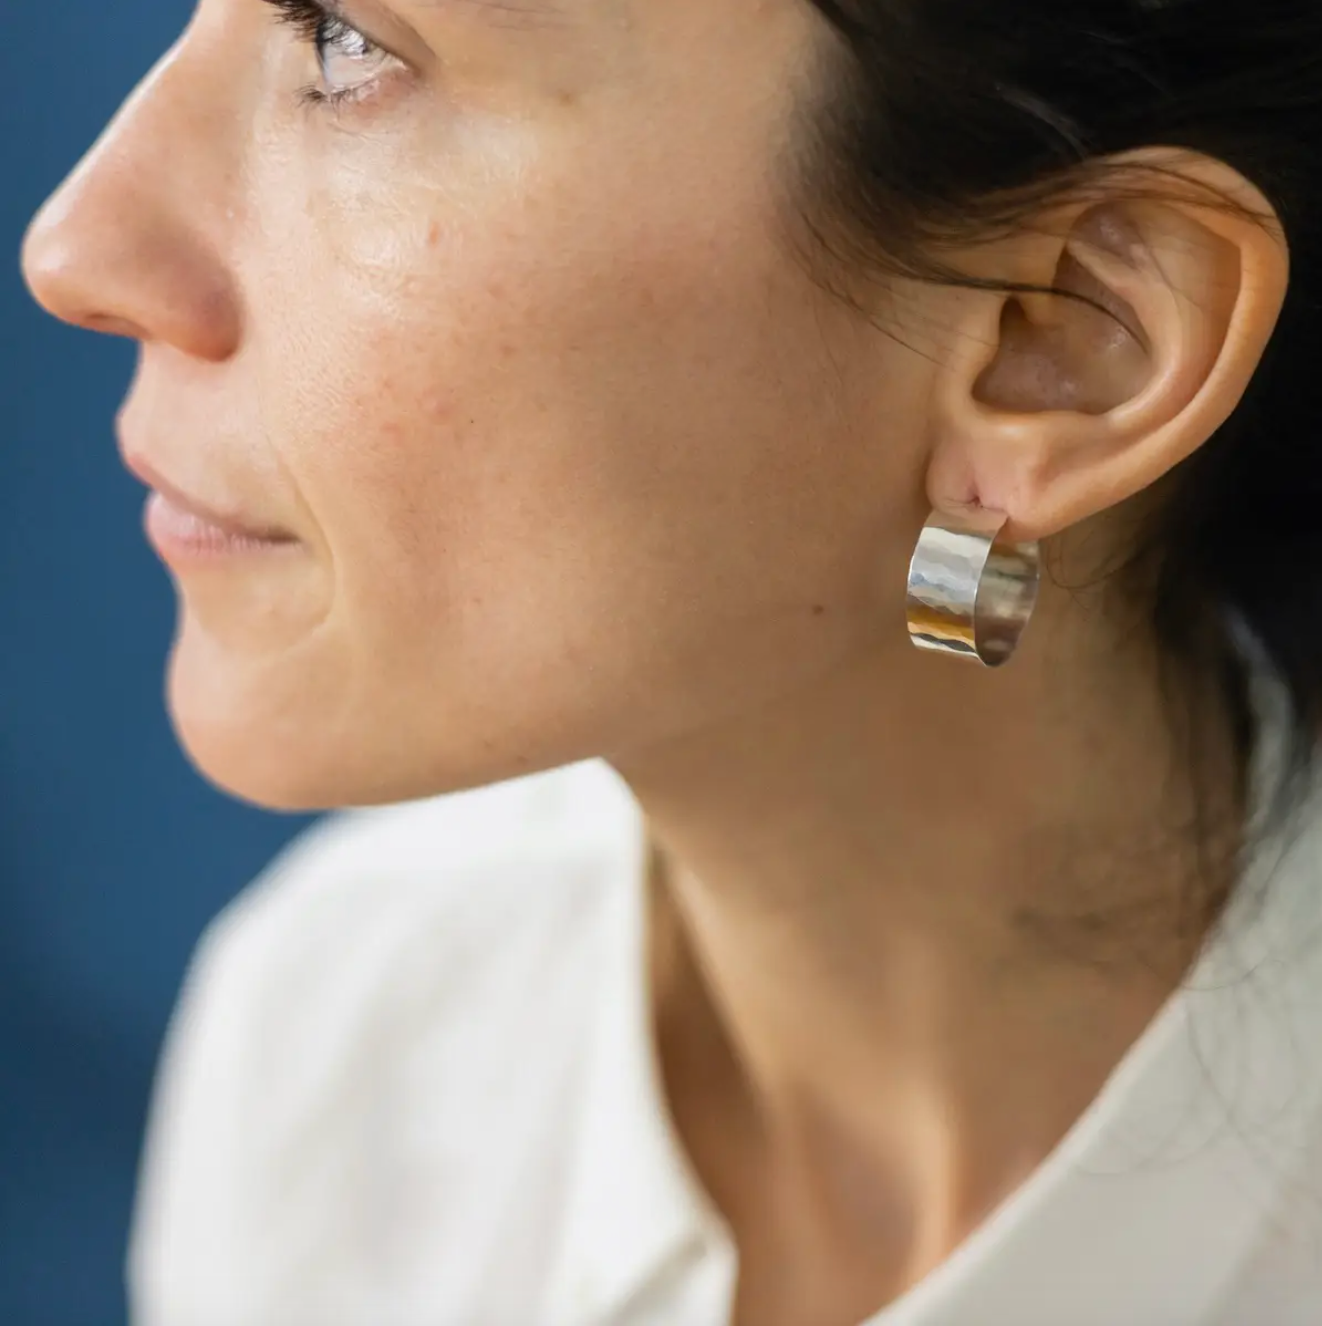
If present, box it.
[2,7,315,1321]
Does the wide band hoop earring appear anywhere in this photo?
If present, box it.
[906,510,1040,667]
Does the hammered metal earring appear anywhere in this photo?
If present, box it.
[905,509,1041,667]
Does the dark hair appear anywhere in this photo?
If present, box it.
[796,1,1322,805]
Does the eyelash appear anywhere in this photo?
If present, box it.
[262,0,389,109]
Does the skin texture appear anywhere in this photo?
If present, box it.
[22,2,1290,1323]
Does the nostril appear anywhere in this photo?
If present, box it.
[83,311,148,340]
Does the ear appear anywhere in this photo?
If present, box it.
[925,150,1290,541]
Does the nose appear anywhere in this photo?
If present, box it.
[21,43,242,362]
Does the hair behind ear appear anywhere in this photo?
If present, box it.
[800,0,1322,789]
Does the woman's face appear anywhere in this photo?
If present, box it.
[23,0,939,809]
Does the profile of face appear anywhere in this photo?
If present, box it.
[21,0,1285,810]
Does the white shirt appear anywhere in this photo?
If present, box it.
[129,734,1322,1325]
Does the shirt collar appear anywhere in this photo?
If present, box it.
[546,685,1322,1326]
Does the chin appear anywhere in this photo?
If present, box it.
[162,625,350,811]
[161,646,574,815]
[162,656,379,814]
[168,704,364,813]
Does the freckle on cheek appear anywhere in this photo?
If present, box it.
[432,398,458,423]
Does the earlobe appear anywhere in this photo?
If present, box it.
[927,151,1290,543]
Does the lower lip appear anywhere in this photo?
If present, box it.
[144,491,299,563]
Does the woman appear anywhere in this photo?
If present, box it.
[20,1,1322,1322]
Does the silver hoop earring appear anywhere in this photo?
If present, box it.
[906,510,1040,667]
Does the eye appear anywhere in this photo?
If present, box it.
[312,14,394,104]
[264,0,403,108]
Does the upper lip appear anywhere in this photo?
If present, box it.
[121,451,296,543]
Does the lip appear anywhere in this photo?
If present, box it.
[123,453,300,560]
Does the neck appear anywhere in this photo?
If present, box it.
[612,578,1244,1320]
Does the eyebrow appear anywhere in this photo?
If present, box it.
[422,0,581,27]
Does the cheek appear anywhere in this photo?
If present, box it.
[259,239,577,638]
[229,129,920,797]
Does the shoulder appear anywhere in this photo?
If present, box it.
[128,760,643,1323]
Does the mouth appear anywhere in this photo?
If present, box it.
[123,453,301,563]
